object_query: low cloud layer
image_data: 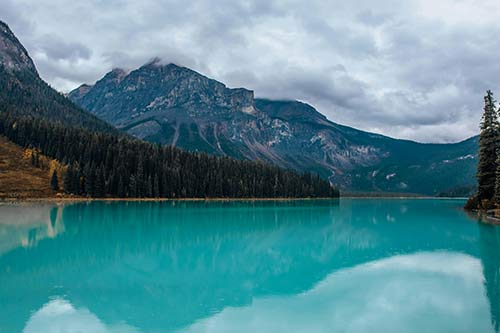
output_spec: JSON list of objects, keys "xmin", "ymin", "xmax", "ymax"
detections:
[{"xmin": 3, "ymin": 0, "xmax": 499, "ymax": 142}]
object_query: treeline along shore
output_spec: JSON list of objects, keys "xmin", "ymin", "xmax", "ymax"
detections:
[{"xmin": 0, "ymin": 112, "xmax": 339, "ymax": 199}]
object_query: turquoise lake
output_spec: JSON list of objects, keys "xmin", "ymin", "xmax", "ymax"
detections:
[{"xmin": 0, "ymin": 199, "xmax": 499, "ymax": 333}]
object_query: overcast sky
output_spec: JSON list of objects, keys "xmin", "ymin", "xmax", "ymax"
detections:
[{"xmin": 3, "ymin": 0, "xmax": 500, "ymax": 143}]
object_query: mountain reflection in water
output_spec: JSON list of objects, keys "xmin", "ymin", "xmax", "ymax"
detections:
[{"xmin": 0, "ymin": 199, "xmax": 499, "ymax": 333}]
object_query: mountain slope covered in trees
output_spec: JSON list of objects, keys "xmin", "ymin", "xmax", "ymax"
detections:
[
  {"xmin": 0, "ymin": 113, "xmax": 337, "ymax": 198},
  {"xmin": 70, "ymin": 61, "xmax": 478, "ymax": 196}
]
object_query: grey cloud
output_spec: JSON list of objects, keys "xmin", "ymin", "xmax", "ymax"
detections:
[
  {"xmin": 297, "ymin": 17, "xmax": 378, "ymax": 59},
  {"xmin": 356, "ymin": 10, "xmax": 393, "ymax": 27},
  {"xmin": 0, "ymin": 0, "xmax": 34, "ymax": 37},
  {"xmin": 2, "ymin": 0, "xmax": 497, "ymax": 142},
  {"xmin": 34, "ymin": 34, "xmax": 92, "ymax": 61}
]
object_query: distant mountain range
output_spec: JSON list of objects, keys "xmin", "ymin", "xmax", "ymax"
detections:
[{"xmin": 68, "ymin": 59, "xmax": 478, "ymax": 196}]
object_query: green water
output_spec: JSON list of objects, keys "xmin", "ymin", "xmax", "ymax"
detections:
[{"xmin": 0, "ymin": 199, "xmax": 499, "ymax": 333}]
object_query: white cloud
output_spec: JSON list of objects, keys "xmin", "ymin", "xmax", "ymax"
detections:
[
  {"xmin": 23, "ymin": 298, "xmax": 139, "ymax": 333},
  {"xmin": 178, "ymin": 252, "xmax": 492, "ymax": 333}
]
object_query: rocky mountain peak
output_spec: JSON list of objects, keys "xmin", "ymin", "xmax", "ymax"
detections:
[
  {"xmin": 0, "ymin": 20, "xmax": 37, "ymax": 74},
  {"xmin": 69, "ymin": 59, "xmax": 256, "ymax": 126},
  {"xmin": 68, "ymin": 83, "xmax": 93, "ymax": 101},
  {"xmin": 255, "ymin": 99, "xmax": 328, "ymax": 124},
  {"xmin": 101, "ymin": 67, "xmax": 128, "ymax": 84}
]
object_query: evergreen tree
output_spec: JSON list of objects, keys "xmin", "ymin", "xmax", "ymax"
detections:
[
  {"xmin": 63, "ymin": 164, "xmax": 74, "ymax": 193},
  {"xmin": 495, "ymin": 102, "xmax": 500, "ymax": 203},
  {"xmin": 95, "ymin": 166, "xmax": 105, "ymax": 198},
  {"xmin": 129, "ymin": 174, "xmax": 137, "ymax": 197},
  {"xmin": 83, "ymin": 163, "xmax": 94, "ymax": 196},
  {"xmin": 31, "ymin": 151, "xmax": 36, "ymax": 166},
  {"xmin": 74, "ymin": 165, "xmax": 82, "ymax": 195},
  {"xmin": 31, "ymin": 151, "xmax": 40, "ymax": 168},
  {"xmin": 153, "ymin": 174, "xmax": 160, "ymax": 198},
  {"xmin": 146, "ymin": 175, "xmax": 153, "ymax": 197},
  {"xmin": 477, "ymin": 90, "xmax": 499, "ymax": 201},
  {"xmin": 50, "ymin": 170, "xmax": 59, "ymax": 191},
  {"xmin": 495, "ymin": 152, "xmax": 500, "ymax": 203}
]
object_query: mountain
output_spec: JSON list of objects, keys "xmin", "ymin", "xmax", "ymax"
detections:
[
  {"xmin": 0, "ymin": 20, "xmax": 116, "ymax": 133},
  {"xmin": 0, "ymin": 21, "xmax": 336, "ymax": 199},
  {"xmin": 69, "ymin": 61, "xmax": 478, "ymax": 196}
]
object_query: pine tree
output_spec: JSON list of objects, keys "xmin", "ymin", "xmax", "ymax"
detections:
[
  {"xmin": 146, "ymin": 175, "xmax": 153, "ymax": 197},
  {"xmin": 478, "ymin": 90, "xmax": 500, "ymax": 202},
  {"xmin": 129, "ymin": 174, "xmax": 137, "ymax": 197},
  {"xmin": 495, "ymin": 152, "xmax": 500, "ymax": 203},
  {"xmin": 495, "ymin": 102, "xmax": 500, "ymax": 203},
  {"xmin": 50, "ymin": 170, "xmax": 59, "ymax": 191},
  {"xmin": 95, "ymin": 166, "xmax": 105, "ymax": 198},
  {"xmin": 84, "ymin": 163, "xmax": 96, "ymax": 197},
  {"xmin": 73, "ymin": 165, "xmax": 82, "ymax": 195},
  {"xmin": 136, "ymin": 158, "xmax": 144, "ymax": 197},
  {"xmin": 63, "ymin": 164, "xmax": 74, "ymax": 193},
  {"xmin": 31, "ymin": 151, "xmax": 36, "ymax": 166},
  {"xmin": 153, "ymin": 174, "xmax": 160, "ymax": 198}
]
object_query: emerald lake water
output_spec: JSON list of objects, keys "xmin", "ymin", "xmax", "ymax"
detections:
[{"xmin": 0, "ymin": 199, "xmax": 499, "ymax": 333}]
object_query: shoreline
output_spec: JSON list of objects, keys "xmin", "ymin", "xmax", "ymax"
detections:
[
  {"xmin": 467, "ymin": 209, "xmax": 500, "ymax": 225},
  {"xmin": 0, "ymin": 197, "xmax": 339, "ymax": 203},
  {"xmin": 0, "ymin": 196, "xmax": 467, "ymax": 204}
]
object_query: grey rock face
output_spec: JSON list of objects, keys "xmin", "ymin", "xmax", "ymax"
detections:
[
  {"xmin": 0, "ymin": 21, "xmax": 37, "ymax": 74},
  {"xmin": 70, "ymin": 61, "xmax": 478, "ymax": 196}
]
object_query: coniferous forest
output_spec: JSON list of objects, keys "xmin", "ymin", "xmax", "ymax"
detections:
[
  {"xmin": 0, "ymin": 65, "xmax": 116, "ymax": 133},
  {"xmin": 0, "ymin": 112, "xmax": 338, "ymax": 198},
  {"xmin": 466, "ymin": 90, "xmax": 500, "ymax": 209}
]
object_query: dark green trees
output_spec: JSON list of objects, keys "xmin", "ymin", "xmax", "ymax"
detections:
[
  {"xmin": 50, "ymin": 170, "xmax": 59, "ymax": 191},
  {"xmin": 495, "ymin": 152, "xmax": 500, "ymax": 203},
  {"xmin": 477, "ymin": 91, "xmax": 499, "ymax": 201},
  {"xmin": 0, "ymin": 65, "xmax": 116, "ymax": 134},
  {"xmin": 468, "ymin": 90, "xmax": 500, "ymax": 209},
  {"xmin": 63, "ymin": 163, "xmax": 79, "ymax": 194},
  {"xmin": 0, "ymin": 112, "xmax": 339, "ymax": 199}
]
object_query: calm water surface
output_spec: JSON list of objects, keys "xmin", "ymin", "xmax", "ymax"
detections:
[{"xmin": 0, "ymin": 199, "xmax": 499, "ymax": 333}]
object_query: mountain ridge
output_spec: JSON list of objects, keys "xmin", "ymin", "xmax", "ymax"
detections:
[
  {"xmin": 69, "ymin": 60, "xmax": 478, "ymax": 195},
  {"xmin": 71, "ymin": 60, "xmax": 478, "ymax": 145}
]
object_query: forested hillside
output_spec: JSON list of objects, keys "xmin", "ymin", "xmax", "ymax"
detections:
[
  {"xmin": 0, "ymin": 65, "xmax": 117, "ymax": 133},
  {"xmin": 0, "ymin": 113, "xmax": 338, "ymax": 198}
]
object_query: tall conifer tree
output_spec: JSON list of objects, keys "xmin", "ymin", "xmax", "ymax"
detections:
[
  {"xmin": 478, "ymin": 90, "xmax": 499, "ymax": 201},
  {"xmin": 494, "ymin": 103, "xmax": 500, "ymax": 203},
  {"xmin": 50, "ymin": 170, "xmax": 59, "ymax": 191},
  {"xmin": 495, "ymin": 151, "xmax": 500, "ymax": 203}
]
